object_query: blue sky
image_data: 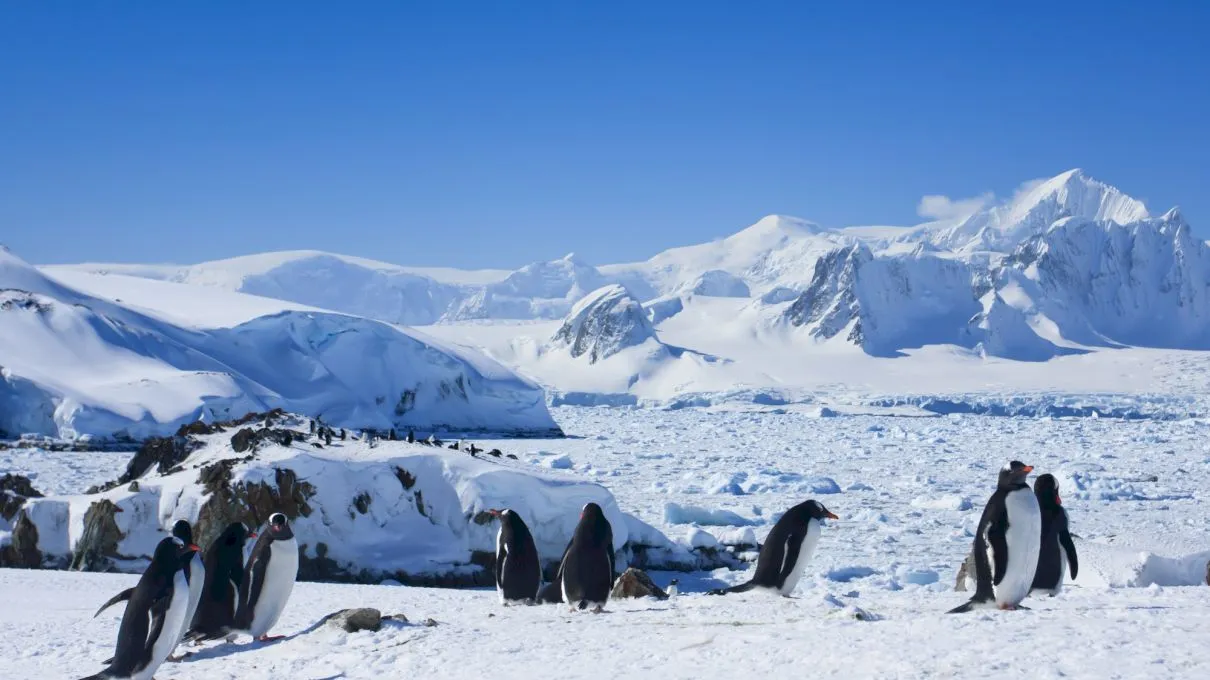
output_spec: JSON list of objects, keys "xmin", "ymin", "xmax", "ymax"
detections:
[{"xmin": 3, "ymin": 1, "xmax": 1207, "ymax": 269}]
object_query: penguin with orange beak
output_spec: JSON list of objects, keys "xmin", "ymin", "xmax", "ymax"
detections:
[
  {"xmin": 712, "ymin": 499, "xmax": 839, "ymax": 596},
  {"xmin": 950, "ymin": 461, "xmax": 1041, "ymax": 613}
]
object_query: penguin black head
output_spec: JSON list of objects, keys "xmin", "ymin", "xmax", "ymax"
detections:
[
  {"xmin": 803, "ymin": 500, "xmax": 839, "ymax": 522},
  {"xmin": 220, "ymin": 521, "xmax": 257, "ymax": 546},
  {"xmin": 580, "ymin": 502, "xmax": 605, "ymax": 522},
  {"xmin": 1034, "ymin": 473, "xmax": 1061, "ymax": 507},
  {"xmin": 171, "ymin": 519, "xmax": 194, "ymax": 545},
  {"xmin": 266, "ymin": 512, "xmax": 294, "ymax": 540},
  {"xmin": 158, "ymin": 535, "xmax": 199, "ymax": 566},
  {"xmin": 998, "ymin": 460, "xmax": 1034, "ymax": 488}
]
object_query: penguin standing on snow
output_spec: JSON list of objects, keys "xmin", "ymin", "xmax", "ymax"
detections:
[
  {"xmin": 170, "ymin": 520, "xmax": 206, "ymax": 648},
  {"xmin": 186, "ymin": 522, "xmax": 258, "ymax": 642},
  {"xmin": 491, "ymin": 509, "xmax": 542, "ymax": 604},
  {"xmin": 711, "ymin": 499, "xmax": 838, "ymax": 596},
  {"xmin": 80, "ymin": 537, "xmax": 199, "ymax": 680},
  {"xmin": 949, "ymin": 461, "xmax": 1041, "ymax": 613},
  {"xmin": 557, "ymin": 502, "xmax": 615, "ymax": 612},
  {"xmin": 91, "ymin": 519, "xmax": 206, "ymax": 640},
  {"xmin": 1031, "ymin": 473, "xmax": 1078, "ymax": 596},
  {"xmin": 235, "ymin": 513, "xmax": 299, "ymax": 641}
]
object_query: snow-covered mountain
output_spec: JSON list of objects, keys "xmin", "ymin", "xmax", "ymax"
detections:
[
  {"xmin": 550, "ymin": 285, "xmax": 662, "ymax": 364},
  {"xmin": 1, "ymin": 248, "xmax": 559, "ymax": 439},
  {"xmin": 30, "ymin": 168, "xmax": 1210, "ymax": 406}
]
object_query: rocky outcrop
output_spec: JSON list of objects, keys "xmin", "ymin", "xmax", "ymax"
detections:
[
  {"xmin": 0, "ymin": 512, "xmax": 42, "ymax": 568},
  {"xmin": 0, "ymin": 473, "xmax": 41, "ymax": 521},
  {"xmin": 610, "ymin": 568, "xmax": 668, "ymax": 600},
  {"xmin": 551, "ymin": 285, "xmax": 661, "ymax": 363},
  {"xmin": 69, "ymin": 499, "xmax": 125, "ymax": 572}
]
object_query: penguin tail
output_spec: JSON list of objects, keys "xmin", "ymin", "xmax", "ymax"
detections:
[
  {"xmin": 947, "ymin": 596, "xmax": 993, "ymax": 614},
  {"xmin": 709, "ymin": 581, "xmax": 756, "ymax": 596}
]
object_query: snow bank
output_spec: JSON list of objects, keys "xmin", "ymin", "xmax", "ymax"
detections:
[
  {"xmin": 663, "ymin": 502, "xmax": 756, "ymax": 527},
  {"xmin": 2, "ymin": 417, "xmax": 625, "ymax": 581}
]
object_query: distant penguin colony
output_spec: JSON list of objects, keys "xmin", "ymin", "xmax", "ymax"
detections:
[
  {"xmin": 235, "ymin": 513, "xmax": 300, "ymax": 641},
  {"xmin": 950, "ymin": 461, "xmax": 1042, "ymax": 613},
  {"xmin": 712, "ymin": 499, "xmax": 838, "ymax": 596}
]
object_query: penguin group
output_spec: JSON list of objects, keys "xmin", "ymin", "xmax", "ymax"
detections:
[
  {"xmin": 489, "ymin": 498, "xmax": 840, "ymax": 611},
  {"xmin": 950, "ymin": 461, "xmax": 1078, "ymax": 613},
  {"xmin": 81, "ymin": 513, "xmax": 300, "ymax": 680}
]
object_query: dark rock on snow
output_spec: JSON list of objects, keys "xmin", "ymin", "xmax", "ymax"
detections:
[{"xmin": 610, "ymin": 567, "xmax": 668, "ymax": 600}]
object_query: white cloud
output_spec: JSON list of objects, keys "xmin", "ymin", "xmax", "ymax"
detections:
[{"xmin": 916, "ymin": 191, "xmax": 995, "ymax": 221}]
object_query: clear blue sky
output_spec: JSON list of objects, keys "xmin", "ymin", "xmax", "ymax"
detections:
[{"xmin": 3, "ymin": 1, "xmax": 1207, "ymax": 269}]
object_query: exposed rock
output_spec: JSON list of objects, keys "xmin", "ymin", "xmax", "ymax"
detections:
[
  {"xmin": 321, "ymin": 608, "xmax": 383, "ymax": 633},
  {"xmin": 231, "ymin": 426, "xmax": 301, "ymax": 454},
  {"xmin": 69, "ymin": 499, "xmax": 125, "ymax": 572},
  {"xmin": 0, "ymin": 511, "xmax": 42, "ymax": 568},
  {"xmin": 119, "ymin": 434, "xmax": 200, "ymax": 486},
  {"xmin": 0, "ymin": 473, "xmax": 42, "ymax": 521},
  {"xmin": 194, "ymin": 464, "xmax": 316, "ymax": 550},
  {"xmin": 550, "ymin": 284, "xmax": 660, "ymax": 363},
  {"xmin": 609, "ymin": 567, "xmax": 668, "ymax": 600}
]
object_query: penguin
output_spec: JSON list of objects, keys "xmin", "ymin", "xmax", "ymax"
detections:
[
  {"xmin": 169, "ymin": 520, "xmax": 206, "ymax": 649},
  {"xmin": 80, "ymin": 537, "xmax": 199, "ymax": 680},
  {"xmin": 490, "ymin": 509, "xmax": 542, "ymax": 604},
  {"xmin": 185, "ymin": 522, "xmax": 257, "ymax": 642},
  {"xmin": 557, "ymin": 502, "xmax": 615, "ymax": 612},
  {"xmin": 1031, "ymin": 473, "xmax": 1078, "ymax": 596},
  {"xmin": 949, "ymin": 461, "xmax": 1041, "ymax": 613},
  {"xmin": 234, "ymin": 513, "xmax": 299, "ymax": 641},
  {"xmin": 711, "ymin": 499, "xmax": 838, "ymax": 596},
  {"xmin": 90, "ymin": 519, "xmax": 205, "ymax": 632},
  {"xmin": 406, "ymin": 429, "xmax": 415, "ymax": 444}
]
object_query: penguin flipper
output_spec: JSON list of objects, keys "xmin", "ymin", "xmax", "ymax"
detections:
[
  {"xmin": 710, "ymin": 580, "xmax": 756, "ymax": 595},
  {"xmin": 92, "ymin": 588, "xmax": 135, "ymax": 618},
  {"xmin": 145, "ymin": 591, "xmax": 173, "ymax": 658},
  {"xmin": 988, "ymin": 527, "xmax": 1008, "ymax": 585},
  {"xmin": 1058, "ymin": 514, "xmax": 1078, "ymax": 580}
]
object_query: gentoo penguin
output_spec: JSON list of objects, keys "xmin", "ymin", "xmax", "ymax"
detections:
[
  {"xmin": 1031, "ymin": 473, "xmax": 1078, "ymax": 596},
  {"xmin": 185, "ymin": 522, "xmax": 257, "ymax": 642},
  {"xmin": 491, "ymin": 509, "xmax": 542, "ymax": 604},
  {"xmin": 91, "ymin": 519, "xmax": 205, "ymax": 632},
  {"xmin": 170, "ymin": 520, "xmax": 206, "ymax": 648},
  {"xmin": 711, "ymin": 499, "xmax": 838, "ymax": 596},
  {"xmin": 80, "ymin": 537, "xmax": 199, "ymax": 680},
  {"xmin": 557, "ymin": 502, "xmax": 615, "ymax": 612},
  {"xmin": 234, "ymin": 512, "xmax": 299, "ymax": 641},
  {"xmin": 949, "ymin": 461, "xmax": 1041, "ymax": 613}
]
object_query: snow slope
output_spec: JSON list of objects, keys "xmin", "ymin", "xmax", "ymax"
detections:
[{"xmin": 1, "ymin": 248, "xmax": 558, "ymax": 439}]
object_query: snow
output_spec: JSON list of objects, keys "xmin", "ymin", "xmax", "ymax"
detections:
[
  {"xmin": 1, "ymin": 249, "xmax": 558, "ymax": 439},
  {"xmin": 5, "ymin": 404, "xmax": 1210, "ymax": 678}
]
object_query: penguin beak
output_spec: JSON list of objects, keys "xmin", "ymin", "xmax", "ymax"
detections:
[
  {"xmin": 1022, "ymin": 465, "xmax": 1034, "ymax": 473},
  {"xmin": 247, "ymin": 531, "xmax": 258, "ymax": 538},
  {"xmin": 488, "ymin": 509, "xmax": 502, "ymax": 518},
  {"xmin": 824, "ymin": 511, "xmax": 839, "ymax": 520},
  {"xmin": 187, "ymin": 544, "xmax": 200, "ymax": 552},
  {"xmin": 1055, "ymin": 494, "xmax": 1062, "ymax": 506}
]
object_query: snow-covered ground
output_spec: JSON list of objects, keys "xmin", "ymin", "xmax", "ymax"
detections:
[{"xmin": 3, "ymin": 407, "xmax": 1209, "ymax": 678}]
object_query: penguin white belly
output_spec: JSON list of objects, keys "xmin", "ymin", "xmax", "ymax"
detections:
[
  {"xmin": 994, "ymin": 489, "xmax": 1041, "ymax": 606},
  {"xmin": 135, "ymin": 570, "xmax": 191, "ymax": 680},
  {"xmin": 778, "ymin": 520, "xmax": 821, "ymax": 596},
  {"xmin": 178, "ymin": 554, "xmax": 205, "ymax": 643},
  {"xmin": 250, "ymin": 538, "xmax": 298, "ymax": 637},
  {"xmin": 496, "ymin": 527, "xmax": 509, "ymax": 604}
]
